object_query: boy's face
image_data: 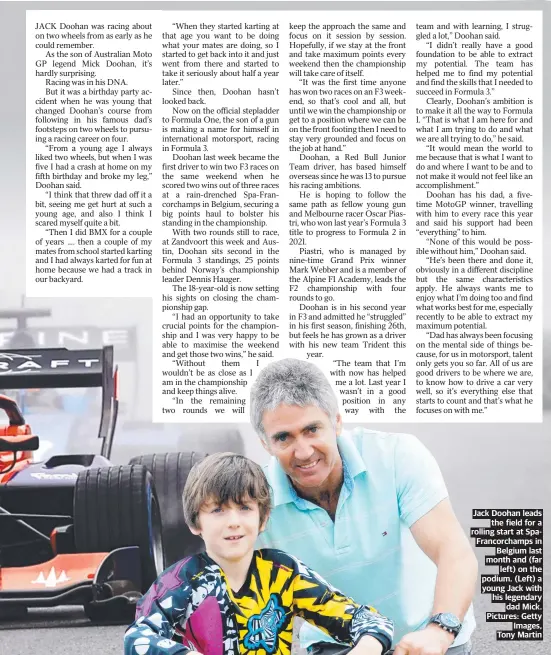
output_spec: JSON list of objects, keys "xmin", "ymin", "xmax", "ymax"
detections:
[{"xmin": 190, "ymin": 497, "xmax": 266, "ymax": 566}]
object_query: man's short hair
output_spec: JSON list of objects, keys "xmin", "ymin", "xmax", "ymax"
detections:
[
  {"xmin": 250, "ymin": 358, "xmax": 339, "ymax": 441},
  {"xmin": 182, "ymin": 452, "xmax": 272, "ymax": 530}
]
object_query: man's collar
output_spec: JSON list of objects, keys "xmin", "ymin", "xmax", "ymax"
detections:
[
  {"xmin": 339, "ymin": 429, "xmax": 367, "ymax": 478},
  {"xmin": 268, "ymin": 432, "xmax": 367, "ymax": 508},
  {"xmin": 268, "ymin": 454, "xmax": 296, "ymax": 507}
]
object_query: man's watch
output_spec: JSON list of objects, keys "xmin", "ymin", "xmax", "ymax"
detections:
[{"xmin": 428, "ymin": 612, "xmax": 462, "ymax": 637}]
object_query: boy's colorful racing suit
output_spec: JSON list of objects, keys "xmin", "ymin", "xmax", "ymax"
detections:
[{"xmin": 124, "ymin": 548, "xmax": 394, "ymax": 655}]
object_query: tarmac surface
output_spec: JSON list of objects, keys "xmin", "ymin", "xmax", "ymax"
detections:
[{"xmin": 1, "ymin": 419, "xmax": 549, "ymax": 655}]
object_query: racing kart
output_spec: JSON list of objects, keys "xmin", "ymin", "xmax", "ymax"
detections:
[{"xmin": 0, "ymin": 345, "xmax": 205, "ymax": 622}]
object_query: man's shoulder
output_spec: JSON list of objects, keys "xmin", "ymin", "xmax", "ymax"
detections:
[
  {"xmin": 339, "ymin": 428, "xmax": 429, "ymax": 484},
  {"xmin": 344, "ymin": 426, "xmax": 402, "ymax": 461},
  {"xmin": 346, "ymin": 427, "xmax": 421, "ymax": 457},
  {"xmin": 346, "ymin": 428, "xmax": 441, "ymax": 476}
]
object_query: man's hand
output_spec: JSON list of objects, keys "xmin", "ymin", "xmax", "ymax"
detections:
[
  {"xmin": 348, "ymin": 635, "xmax": 383, "ymax": 655},
  {"xmin": 393, "ymin": 625, "xmax": 455, "ymax": 655}
]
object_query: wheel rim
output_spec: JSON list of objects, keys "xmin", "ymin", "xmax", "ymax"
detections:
[{"xmin": 150, "ymin": 495, "xmax": 165, "ymax": 575}]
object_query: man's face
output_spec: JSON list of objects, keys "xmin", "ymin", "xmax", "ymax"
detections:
[
  {"xmin": 190, "ymin": 497, "xmax": 265, "ymax": 568},
  {"xmin": 261, "ymin": 404, "xmax": 342, "ymax": 491}
]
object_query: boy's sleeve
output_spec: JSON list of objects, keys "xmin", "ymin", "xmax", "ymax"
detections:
[
  {"xmin": 289, "ymin": 555, "xmax": 394, "ymax": 653},
  {"xmin": 124, "ymin": 561, "xmax": 194, "ymax": 655}
]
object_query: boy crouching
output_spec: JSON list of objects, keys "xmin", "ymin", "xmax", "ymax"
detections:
[{"xmin": 124, "ymin": 453, "xmax": 393, "ymax": 655}]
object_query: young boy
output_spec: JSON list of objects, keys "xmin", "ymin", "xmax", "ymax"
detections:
[{"xmin": 124, "ymin": 453, "xmax": 393, "ymax": 655}]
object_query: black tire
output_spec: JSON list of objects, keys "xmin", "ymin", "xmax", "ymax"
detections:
[
  {"xmin": 73, "ymin": 465, "xmax": 164, "ymax": 592},
  {"xmin": 128, "ymin": 452, "xmax": 206, "ymax": 567},
  {"xmin": 177, "ymin": 428, "xmax": 245, "ymax": 455}
]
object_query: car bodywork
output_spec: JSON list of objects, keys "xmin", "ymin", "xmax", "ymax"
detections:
[
  {"xmin": 0, "ymin": 346, "xmax": 144, "ymax": 616},
  {"xmin": 0, "ymin": 308, "xmax": 244, "ymax": 460},
  {"xmin": 0, "ymin": 309, "xmax": 137, "ymax": 459}
]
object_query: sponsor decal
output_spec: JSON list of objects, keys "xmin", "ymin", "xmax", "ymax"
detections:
[
  {"xmin": 0, "ymin": 353, "xmax": 41, "ymax": 363},
  {"xmin": 0, "ymin": 327, "xmax": 137, "ymax": 361},
  {"xmin": 0, "ymin": 352, "xmax": 99, "ymax": 374},
  {"xmin": 31, "ymin": 567, "xmax": 70, "ymax": 588},
  {"xmin": 30, "ymin": 472, "xmax": 78, "ymax": 480}
]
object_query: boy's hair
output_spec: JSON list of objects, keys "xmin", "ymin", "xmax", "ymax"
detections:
[
  {"xmin": 250, "ymin": 358, "xmax": 339, "ymax": 442},
  {"xmin": 183, "ymin": 452, "xmax": 272, "ymax": 530}
]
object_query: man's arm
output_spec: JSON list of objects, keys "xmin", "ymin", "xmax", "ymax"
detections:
[
  {"xmin": 411, "ymin": 498, "xmax": 478, "ymax": 621},
  {"xmin": 394, "ymin": 499, "xmax": 478, "ymax": 655}
]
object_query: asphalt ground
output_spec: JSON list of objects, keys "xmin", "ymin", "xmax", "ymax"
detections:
[{"xmin": 1, "ymin": 418, "xmax": 549, "ymax": 655}]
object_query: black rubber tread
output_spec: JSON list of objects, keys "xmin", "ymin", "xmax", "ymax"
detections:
[
  {"xmin": 129, "ymin": 452, "xmax": 206, "ymax": 566},
  {"xmin": 74, "ymin": 465, "xmax": 161, "ymax": 591},
  {"xmin": 176, "ymin": 430, "xmax": 245, "ymax": 455},
  {"xmin": 107, "ymin": 466, "xmax": 124, "ymax": 550}
]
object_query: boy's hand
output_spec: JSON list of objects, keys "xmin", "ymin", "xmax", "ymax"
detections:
[{"xmin": 348, "ymin": 635, "xmax": 383, "ymax": 655}]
